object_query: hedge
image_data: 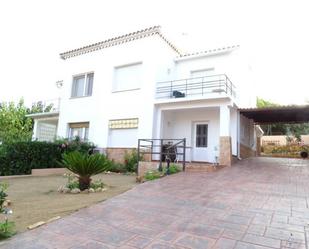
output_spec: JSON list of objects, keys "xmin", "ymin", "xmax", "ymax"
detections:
[{"xmin": 0, "ymin": 140, "xmax": 95, "ymax": 176}]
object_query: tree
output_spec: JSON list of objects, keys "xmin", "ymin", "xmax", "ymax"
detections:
[
  {"xmin": 256, "ymin": 97, "xmax": 309, "ymax": 137},
  {"xmin": 0, "ymin": 99, "xmax": 34, "ymax": 144}
]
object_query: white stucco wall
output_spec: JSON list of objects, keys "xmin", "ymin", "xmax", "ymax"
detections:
[
  {"xmin": 173, "ymin": 48, "xmax": 255, "ymax": 108},
  {"xmin": 161, "ymin": 107, "xmax": 220, "ymax": 162},
  {"xmin": 57, "ymin": 36, "xmax": 178, "ymax": 147},
  {"xmin": 55, "ymin": 33, "xmax": 253, "ymax": 153},
  {"xmin": 240, "ymin": 114, "xmax": 255, "ymax": 148},
  {"xmin": 230, "ymin": 107, "xmax": 238, "ymax": 156}
]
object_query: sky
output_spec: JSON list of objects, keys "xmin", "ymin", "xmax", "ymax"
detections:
[{"xmin": 0, "ymin": 0, "xmax": 308, "ymax": 106}]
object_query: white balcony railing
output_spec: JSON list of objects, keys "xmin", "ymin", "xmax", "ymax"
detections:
[
  {"xmin": 31, "ymin": 98, "xmax": 60, "ymax": 113},
  {"xmin": 156, "ymin": 74, "xmax": 236, "ymax": 100}
]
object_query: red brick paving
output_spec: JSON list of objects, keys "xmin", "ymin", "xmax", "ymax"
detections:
[{"xmin": 1, "ymin": 157, "xmax": 309, "ymax": 248}]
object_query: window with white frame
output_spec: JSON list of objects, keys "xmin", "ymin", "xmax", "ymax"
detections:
[
  {"xmin": 68, "ymin": 122, "xmax": 89, "ymax": 141},
  {"xmin": 113, "ymin": 63, "xmax": 142, "ymax": 92},
  {"xmin": 190, "ymin": 68, "xmax": 215, "ymax": 78},
  {"xmin": 71, "ymin": 73, "xmax": 94, "ymax": 98}
]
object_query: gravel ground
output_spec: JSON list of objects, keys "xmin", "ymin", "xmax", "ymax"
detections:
[{"xmin": 1, "ymin": 173, "xmax": 137, "ymax": 233}]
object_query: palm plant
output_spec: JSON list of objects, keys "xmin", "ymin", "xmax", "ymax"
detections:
[{"xmin": 61, "ymin": 151, "xmax": 111, "ymax": 190}]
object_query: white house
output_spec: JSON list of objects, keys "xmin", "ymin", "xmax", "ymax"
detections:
[{"xmin": 28, "ymin": 26, "xmax": 260, "ymax": 166}]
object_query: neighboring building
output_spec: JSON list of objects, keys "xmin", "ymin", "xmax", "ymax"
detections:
[{"xmin": 28, "ymin": 26, "xmax": 260, "ymax": 166}]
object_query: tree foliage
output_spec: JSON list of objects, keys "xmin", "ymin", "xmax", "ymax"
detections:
[
  {"xmin": 0, "ymin": 98, "xmax": 54, "ymax": 144},
  {"xmin": 256, "ymin": 97, "xmax": 309, "ymax": 137},
  {"xmin": 0, "ymin": 99, "xmax": 33, "ymax": 144}
]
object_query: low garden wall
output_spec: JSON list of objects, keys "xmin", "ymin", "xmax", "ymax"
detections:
[{"xmin": 261, "ymin": 144, "xmax": 309, "ymax": 158}]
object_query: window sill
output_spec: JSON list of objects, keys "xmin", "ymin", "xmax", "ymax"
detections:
[
  {"xmin": 70, "ymin": 95, "xmax": 92, "ymax": 100},
  {"xmin": 112, "ymin": 88, "xmax": 141, "ymax": 93}
]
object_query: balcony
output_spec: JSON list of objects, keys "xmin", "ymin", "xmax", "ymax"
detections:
[{"xmin": 155, "ymin": 74, "xmax": 236, "ymax": 102}]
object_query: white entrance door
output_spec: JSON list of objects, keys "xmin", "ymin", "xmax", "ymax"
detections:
[{"xmin": 192, "ymin": 122, "xmax": 209, "ymax": 162}]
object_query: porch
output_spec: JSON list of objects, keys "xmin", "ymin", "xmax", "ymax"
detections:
[
  {"xmin": 26, "ymin": 98, "xmax": 60, "ymax": 142},
  {"xmin": 152, "ymin": 104, "xmax": 238, "ymax": 166}
]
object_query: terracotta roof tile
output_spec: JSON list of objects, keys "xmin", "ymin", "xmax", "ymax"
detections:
[
  {"xmin": 60, "ymin": 26, "xmax": 181, "ymax": 59},
  {"xmin": 178, "ymin": 45, "xmax": 240, "ymax": 59}
]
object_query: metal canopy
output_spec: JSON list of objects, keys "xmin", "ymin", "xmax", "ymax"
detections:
[{"xmin": 239, "ymin": 106, "xmax": 309, "ymax": 124}]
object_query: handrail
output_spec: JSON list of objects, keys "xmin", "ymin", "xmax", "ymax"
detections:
[
  {"xmin": 156, "ymin": 74, "xmax": 236, "ymax": 99},
  {"xmin": 137, "ymin": 138, "xmax": 187, "ymax": 174}
]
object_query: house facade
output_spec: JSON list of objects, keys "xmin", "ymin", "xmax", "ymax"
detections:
[{"xmin": 29, "ymin": 26, "xmax": 260, "ymax": 166}]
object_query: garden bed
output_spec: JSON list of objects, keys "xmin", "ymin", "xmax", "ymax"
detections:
[{"xmin": 3, "ymin": 173, "xmax": 136, "ymax": 232}]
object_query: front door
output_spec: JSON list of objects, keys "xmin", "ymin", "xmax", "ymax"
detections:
[{"xmin": 192, "ymin": 122, "xmax": 209, "ymax": 162}]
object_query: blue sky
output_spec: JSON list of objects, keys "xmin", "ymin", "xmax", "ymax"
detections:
[{"xmin": 0, "ymin": 0, "xmax": 308, "ymax": 105}]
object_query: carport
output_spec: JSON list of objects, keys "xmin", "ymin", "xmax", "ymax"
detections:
[
  {"xmin": 239, "ymin": 105, "xmax": 309, "ymax": 124},
  {"xmin": 239, "ymin": 105, "xmax": 309, "ymax": 157}
]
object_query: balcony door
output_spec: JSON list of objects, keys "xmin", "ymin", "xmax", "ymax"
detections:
[
  {"xmin": 188, "ymin": 68, "xmax": 215, "ymax": 96},
  {"xmin": 192, "ymin": 122, "xmax": 209, "ymax": 162}
]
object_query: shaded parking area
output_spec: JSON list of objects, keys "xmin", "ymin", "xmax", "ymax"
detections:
[{"xmin": 1, "ymin": 157, "xmax": 309, "ymax": 248}]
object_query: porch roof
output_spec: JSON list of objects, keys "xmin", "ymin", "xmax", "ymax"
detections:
[
  {"xmin": 239, "ymin": 105, "xmax": 309, "ymax": 124},
  {"xmin": 26, "ymin": 111, "xmax": 59, "ymax": 119}
]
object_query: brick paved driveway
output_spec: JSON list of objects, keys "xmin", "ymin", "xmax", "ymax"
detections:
[{"xmin": 1, "ymin": 157, "xmax": 309, "ymax": 249}]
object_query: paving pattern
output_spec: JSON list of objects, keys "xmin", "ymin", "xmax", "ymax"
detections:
[{"xmin": 1, "ymin": 157, "xmax": 309, "ymax": 248}]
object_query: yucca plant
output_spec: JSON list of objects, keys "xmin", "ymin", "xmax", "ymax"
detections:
[{"xmin": 61, "ymin": 152, "xmax": 111, "ymax": 190}]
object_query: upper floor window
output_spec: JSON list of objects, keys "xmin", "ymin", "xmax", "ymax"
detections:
[
  {"xmin": 71, "ymin": 73, "xmax": 94, "ymax": 98},
  {"xmin": 68, "ymin": 122, "xmax": 89, "ymax": 141},
  {"xmin": 113, "ymin": 63, "xmax": 142, "ymax": 92},
  {"xmin": 190, "ymin": 68, "xmax": 215, "ymax": 78}
]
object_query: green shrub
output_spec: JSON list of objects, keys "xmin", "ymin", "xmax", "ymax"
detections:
[
  {"xmin": 0, "ymin": 220, "xmax": 15, "ymax": 240},
  {"xmin": 0, "ymin": 139, "xmax": 95, "ymax": 176},
  {"xmin": 64, "ymin": 174, "xmax": 79, "ymax": 190},
  {"xmin": 109, "ymin": 162, "xmax": 127, "ymax": 173},
  {"xmin": 90, "ymin": 179, "xmax": 105, "ymax": 189},
  {"xmin": 0, "ymin": 183, "xmax": 8, "ymax": 213},
  {"xmin": 61, "ymin": 151, "xmax": 111, "ymax": 190},
  {"xmin": 0, "ymin": 183, "xmax": 15, "ymax": 240},
  {"xmin": 144, "ymin": 170, "xmax": 162, "ymax": 181},
  {"xmin": 124, "ymin": 149, "xmax": 143, "ymax": 172},
  {"xmin": 0, "ymin": 141, "xmax": 62, "ymax": 175},
  {"xmin": 124, "ymin": 149, "xmax": 137, "ymax": 172},
  {"xmin": 164, "ymin": 164, "xmax": 181, "ymax": 175}
]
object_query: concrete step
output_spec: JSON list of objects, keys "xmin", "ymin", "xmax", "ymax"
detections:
[{"xmin": 185, "ymin": 163, "xmax": 224, "ymax": 173}]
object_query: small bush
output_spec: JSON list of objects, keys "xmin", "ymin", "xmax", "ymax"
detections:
[
  {"xmin": 64, "ymin": 174, "xmax": 79, "ymax": 190},
  {"xmin": 90, "ymin": 179, "xmax": 105, "ymax": 189},
  {"xmin": 63, "ymin": 173, "xmax": 104, "ymax": 190},
  {"xmin": 124, "ymin": 149, "xmax": 143, "ymax": 172},
  {"xmin": 109, "ymin": 162, "xmax": 127, "ymax": 173},
  {"xmin": 0, "ymin": 183, "xmax": 15, "ymax": 240},
  {"xmin": 0, "ymin": 183, "xmax": 8, "ymax": 213},
  {"xmin": 144, "ymin": 170, "xmax": 162, "ymax": 181},
  {"xmin": 61, "ymin": 151, "xmax": 111, "ymax": 190},
  {"xmin": 0, "ymin": 220, "xmax": 15, "ymax": 240},
  {"xmin": 164, "ymin": 164, "xmax": 181, "ymax": 175}
]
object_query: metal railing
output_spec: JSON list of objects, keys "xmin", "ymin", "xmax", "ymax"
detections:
[
  {"xmin": 31, "ymin": 98, "xmax": 60, "ymax": 113},
  {"xmin": 156, "ymin": 74, "xmax": 236, "ymax": 100},
  {"xmin": 137, "ymin": 138, "xmax": 186, "ymax": 175}
]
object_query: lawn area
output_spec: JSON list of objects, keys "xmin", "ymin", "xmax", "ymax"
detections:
[{"xmin": 2, "ymin": 173, "xmax": 137, "ymax": 233}]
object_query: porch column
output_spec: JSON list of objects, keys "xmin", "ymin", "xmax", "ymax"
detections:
[
  {"xmin": 32, "ymin": 120, "xmax": 39, "ymax": 141},
  {"xmin": 152, "ymin": 108, "xmax": 163, "ymax": 161},
  {"xmin": 219, "ymin": 105, "xmax": 232, "ymax": 166}
]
